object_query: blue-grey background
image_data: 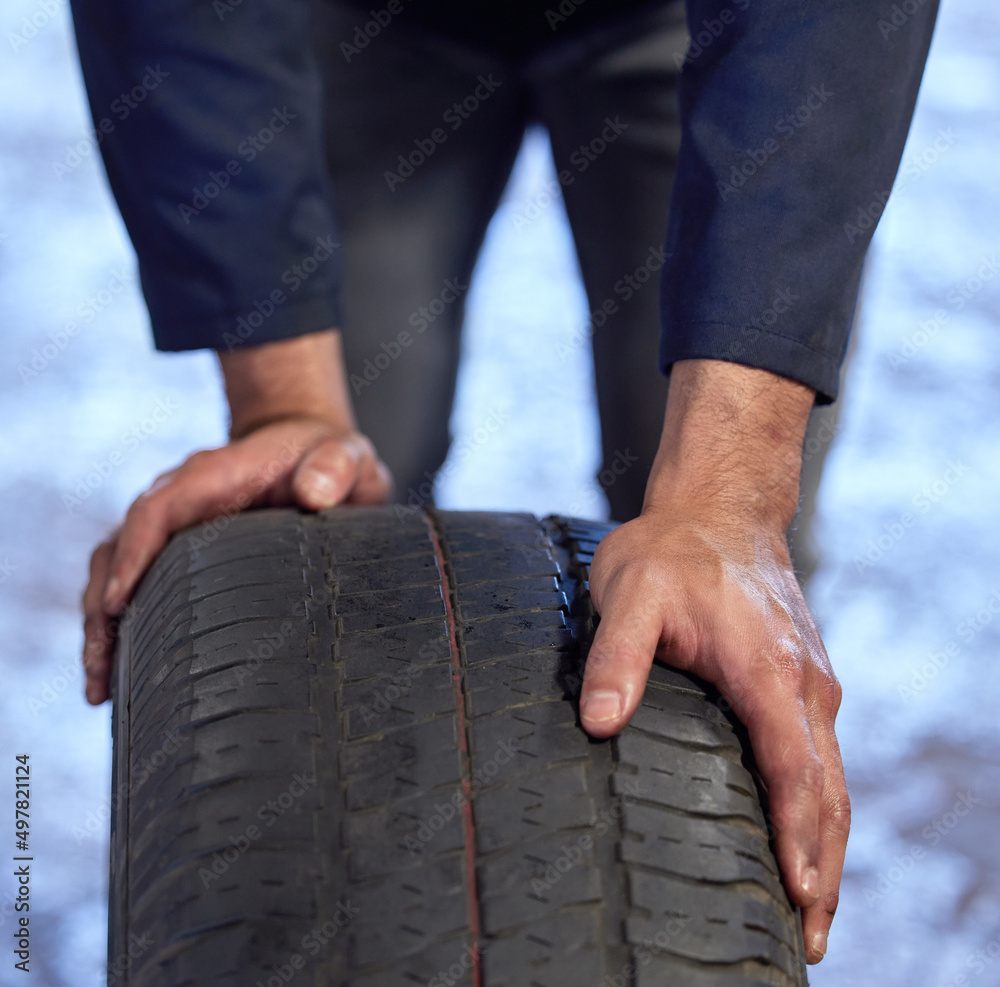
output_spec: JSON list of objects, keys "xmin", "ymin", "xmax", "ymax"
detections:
[{"xmin": 2, "ymin": 1, "xmax": 999, "ymax": 984}]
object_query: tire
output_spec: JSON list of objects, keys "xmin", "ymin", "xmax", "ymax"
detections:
[{"xmin": 108, "ymin": 507, "xmax": 808, "ymax": 987}]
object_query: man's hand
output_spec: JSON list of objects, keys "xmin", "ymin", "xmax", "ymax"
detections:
[
  {"xmin": 82, "ymin": 330, "xmax": 390, "ymax": 705},
  {"xmin": 580, "ymin": 359, "xmax": 848, "ymax": 966}
]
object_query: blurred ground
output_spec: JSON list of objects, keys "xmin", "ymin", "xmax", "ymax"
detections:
[{"xmin": 1, "ymin": 1, "xmax": 998, "ymax": 984}]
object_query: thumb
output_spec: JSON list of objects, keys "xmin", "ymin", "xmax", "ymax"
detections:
[
  {"xmin": 291, "ymin": 437, "xmax": 361, "ymax": 510},
  {"xmin": 580, "ymin": 586, "xmax": 664, "ymax": 739}
]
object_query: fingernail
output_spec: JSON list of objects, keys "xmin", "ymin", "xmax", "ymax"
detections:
[
  {"xmin": 809, "ymin": 931, "xmax": 827, "ymax": 958},
  {"xmin": 103, "ymin": 577, "xmax": 121, "ymax": 610},
  {"xmin": 301, "ymin": 471, "xmax": 336, "ymax": 505},
  {"xmin": 802, "ymin": 866, "xmax": 819, "ymax": 899},
  {"xmin": 581, "ymin": 690, "xmax": 622, "ymax": 723}
]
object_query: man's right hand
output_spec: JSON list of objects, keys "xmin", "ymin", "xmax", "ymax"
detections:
[{"xmin": 82, "ymin": 330, "xmax": 390, "ymax": 705}]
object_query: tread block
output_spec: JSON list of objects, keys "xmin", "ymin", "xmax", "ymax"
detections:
[
  {"xmin": 336, "ymin": 585, "xmax": 447, "ymax": 633},
  {"xmin": 481, "ymin": 910, "xmax": 604, "ymax": 987},
  {"xmin": 449, "ymin": 546, "xmax": 561, "ymax": 580},
  {"xmin": 343, "ymin": 662, "xmax": 457, "ymax": 740},
  {"xmin": 337, "ymin": 620, "xmax": 451, "ymax": 678},
  {"xmin": 342, "ymin": 795, "xmax": 466, "ymax": 879},
  {"xmin": 473, "ymin": 762, "xmax": 596, "ymax": 854},
  {"xmin": 615, "ymin": 732, "xmax": 763, "ymax": 822},
  {"xmin": 476, "ymin": 831, "xmax": 604, "ymax": 931},
  {"xmin": 456, "ymin": 575, "xmax": 564, "ymax": 620},
  {"xmin": 347, "ymin": 858, "xmax": 469, "ymax": 965},
  {"xmin": 471, "ymin": 701, "xmax": 589, "ymax": 788},
  {"xmin": 341, "ymin": 716, "xmax": 463, "ymax": 811},
  {"xmin": 625, "ymin": 873, "xmax": 799, "ymax": 980},
  {"xmin": 334, "ymin": 554, "xmax": 441, "ymax": 595},
  {"xmin": 465, "ymin": 652, "xmax": 579, "ymax": 717},
  {"xmin": 619, "ymin": 803, "xmax": 785, "ymax": 901},
  {"xmin": 628, "ymin": 689, "xmax": 744, "ymax": 754},
  {"xmin": 461, "ymin": 610, "xmax": 571, "ymax": 666}
]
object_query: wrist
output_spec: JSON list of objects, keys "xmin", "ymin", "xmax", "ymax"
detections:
[
  {"xmin": 643, "ymin": 359, "xmax": 814, "ymax": 532},
  {"xmin": 218, "ymin": 330, "xmax": 357, "ymax": 439}
]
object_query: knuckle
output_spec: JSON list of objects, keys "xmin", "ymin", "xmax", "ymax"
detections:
[
  {"xmin": 126, "ymin": 491, "xmax": 160, "ymax": 523},
  {"xmin": 821, "ymin": 886, "xmax": 840, "ymax": 919},
  {"xmin": 824, "ymin": 672, "xmax": 844, "ymax": 714},
  {"xmin": 90, "ymin": 539, "xmax": 114, "ymax": 564},
  {"xmin": 798, "ymin": 754, "xmax": 826, "ymax": 798},
  {"xmin": 825, "ymin": 792, "xmax": 853, "ymax": 835},
  {"xmin": 184, "ymin": 449, "xmax": 215, "ymax": 470},
  {"xmin": 329, "ymin": 438, "xmax": 360, "ymax": 471},
  {"xmin": 808, "ymin": 655, "xmax": 842, "ymax": 700},
  {"xmin": 770, "ymin": 640, "xmax": 806, "ymax": 681}
]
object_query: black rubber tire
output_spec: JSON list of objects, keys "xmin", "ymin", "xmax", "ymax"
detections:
[{"xmin": 109, "ymin": 507, "xmax": 809, "ymax": 987}]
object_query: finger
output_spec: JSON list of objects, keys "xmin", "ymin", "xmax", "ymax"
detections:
[
  {"xmin": 732, "ymin": 673, "xmax": 825, "ymax": 911},
  {"xmin": 579, "ymin": 585, "xmax": 664, "ymax": 739},
  {"xmin": 346, "ymin": 446, "xmax": 392, "ymax": 505},
  {"xmin": 102, "ymin": 455, "xmax": 235, "ymax": 613},
  {"xmin": 800, "ymin": 719, "xmax": 850, "ymax": 963},
  {"xmin": 83, "ymin": 540, "xmax": 117, "ymax": 704},
  {"xmin": 291, "ymin": 436, "xmax": 363, "ymax": 509}
]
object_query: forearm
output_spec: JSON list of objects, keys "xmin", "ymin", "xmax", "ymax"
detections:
[
  {"xmin": 661, "ymin": 0, "xmax": 938, "ymax": 401},
  {"xmin": 219, "ymin": 330, "xmax": 357, "ymax": 439},
  {"xmin": 644, "ymin": 359, "xmax": 814, "ymax": 531}
]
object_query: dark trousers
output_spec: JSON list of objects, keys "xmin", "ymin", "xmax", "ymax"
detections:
[{"xmin": 313, "ymin": 0, "xmax": 687, "ymax": 521}]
